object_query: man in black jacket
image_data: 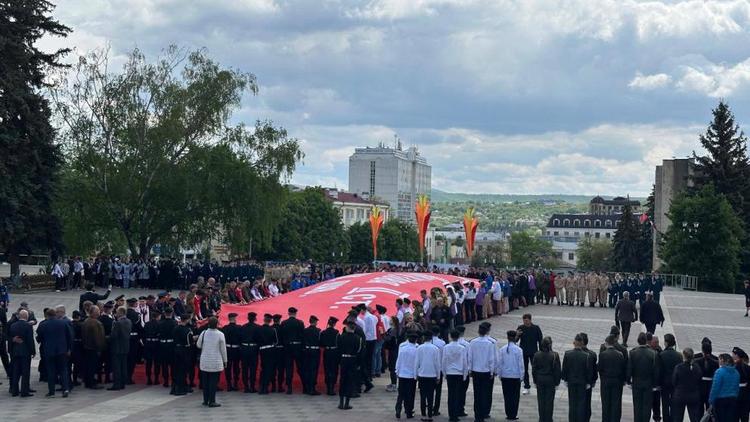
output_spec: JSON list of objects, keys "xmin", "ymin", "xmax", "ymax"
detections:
[
  {"xmin": 628, "ymin": 333, "xmax": 659, "ymax": 422},
  {"xmin": 640, "ymin": 293, "xmax": 665, "ymax": 334},
  {"xmin": 109, "ymin": 306, "xmax": 131, "ymax": 390},
  {"xmin": 36, "ymin": 308, "xmax": 73, "ymax": 397},
  {"xmin": 517, "ymin": 313, "xmax": 543, "ymax": 395},
  {"xmin": 240, "ymin": 312, "xmax": 260, "ymax": 393},
  {"xmin": 9, "ymin": 310, "xmax": 35, "ymax": 397},
  {"xmin": 78, "ymin": 283, "xmax": 112, "ymax": 313},
  {"xmin": 562, "ymin": 334, "xmax": 594, "ymax": 422}
]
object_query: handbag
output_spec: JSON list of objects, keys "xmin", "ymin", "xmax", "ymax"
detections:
[{"xmin": 699, "ymin": 406, "xmax": 715, "ymax": 422}]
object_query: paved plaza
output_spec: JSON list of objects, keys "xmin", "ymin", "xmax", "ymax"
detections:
[{"xmin": 2, "ymin": 286, "xmax": 748, "ymax": 421}]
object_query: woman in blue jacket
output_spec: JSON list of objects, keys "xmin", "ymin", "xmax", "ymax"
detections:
[{"xmin": 709, "ymin": 353, "xmax": 740, "ymax": 422}]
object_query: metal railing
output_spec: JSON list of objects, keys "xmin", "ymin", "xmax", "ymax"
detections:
[{"xmin": 605, "ymin": 272, "xmax": 699, "ymax": 291}]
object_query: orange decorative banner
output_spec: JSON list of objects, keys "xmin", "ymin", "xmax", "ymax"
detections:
[
  {"xmin": 369, "ymin": 206, "xmax": 384, "ymax": 260},
  {"xmin": 463, "ymin": 207, "xmax": 479, "ymax": 258},
  {"xmin": 414, "ymin": 194, "xmax": 431, "ymax": 253}
]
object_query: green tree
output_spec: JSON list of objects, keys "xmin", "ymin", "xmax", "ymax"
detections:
[
  {"xmin": 509, "ymin": 232, "xmax": 553, "ymax": 268},
  {"xmin": 611, "ymin": 203, "xmax": 646, "ymax": 272},
  {"xmin": 380, "ymin": 219, "xmax": 419, "ymax": 262},
  {"xmin": 576, "ymin": 237, "xmax": 612, "ymax": 271},
  {"xmin": 0, "ymin": 0, "xmax": 70, "ymax": 276},
  {"xmin": 692, "ymin": 101, "xmax": 750, "ymax": 274},
  {"xmin": 471, "ymin": 241, "xmax": 506, "ymax": 267},
  {"xmin": 262, "ymin": 188, "xmax": 348, "ymax": 262},
  {"xmin": 51, "ymin": 47, "xmax": 301, "ymax": 258},
  {"xmin": 639, "ymin": 186, "xmax": 655, "ymax": 272},
  {"xmin": 347, "ymin": 222, "xmax": 374, "ymax": 263},
  {"xmin": 661, "ymin": 186, "xmax": 742, "ymax": 292}
]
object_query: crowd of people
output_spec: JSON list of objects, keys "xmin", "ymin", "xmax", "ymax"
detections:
[{"xmin": 2, "ymin": 263, "xmax": 750, "ymax": 422}]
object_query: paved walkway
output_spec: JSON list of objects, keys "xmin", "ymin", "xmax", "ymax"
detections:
[{"xmin": 2, "ymin": 286, "xmax": 748, "ymax": 421}]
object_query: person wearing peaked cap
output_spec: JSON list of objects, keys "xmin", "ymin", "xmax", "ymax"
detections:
[
  {"xmin": 222, "ymin": 312, "xmax": 242, "ymax": 391},
  {"xmin": 239, "ymin": 312, "xmax": 260, "ymax": 393},
  {"xmin": 271, "ymin": 314, "xmax": 286, "ymax": 392},
  {"xmin": 320, "ymin": 317, "xmax": 340, "ymax": 396},
  {"xmin": 280, "ymin": 307, "xmax": 305, "ymax": 394},
  {"xmin": 142, "ymin": 307, "xmax": 162, "ymax": 385},
  {"xmin": 338, "ymin": 319, "xmax": 363, "ymax": 411},
  {"xmin": 125, "ymin": 297, "xmax": 142, "ymax": 385},
  {"xmin": 303, "ymin": 315, "xmax": 322, "ymax": 395},
  {"xmin": 257, "ymin": 312, "xmax": 278, "ymax": 394},
  {"xmin": 103, "ymin": 301, "xmax": 114, "ymax": 309},
  {"xmin": 733, "ymin": 347, "xmax": 750, "ymax": 422}
]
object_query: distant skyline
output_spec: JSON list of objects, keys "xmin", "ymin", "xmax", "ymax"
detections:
[{"xmin": 43, "ymin": 0, "xmax": 750, "ymax": 196}]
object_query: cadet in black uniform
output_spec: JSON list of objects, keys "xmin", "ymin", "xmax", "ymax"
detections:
[
  {"xmin": 580, "ymin": 333, "xmax": 598, "ymax": 422},
  {"xmin": 125, "ymin": 298, "xmax": 142, "ymax": 384},
  {"xmin": 158, "ymin": 307, "xmax": 177, "ymax": 387},
  {"xmin": 240, "ymin": 312, "xmax": 260, "ymax": 393},
  {"xmin": 693, "ymin": 337, "xmax": 719, "ymax": 411},
  {"xmin": 143, "ymin": 310, "xmax": 162, "ymax": 385},
  {"xmin": 171, "ymin": 313, "xmax": 193, "ymax": 395},
  {"xmin": 303, "ymin": 315, "xmax": 322, "ymax": 395},
  {"xmin": 272, "ymin": 313, "xmax": 285, "ymax": 392},
  {"xmin": 338, "ymin": 321, "xmax": 363, "ymax": 410},
  {"xmin": 222, "ymin": 312, "xmax": 242, "ymax": 391},
  {"xmin": 258, "ymin": 313, "xmax": 278, "ymax": 394},
  {"xmin": 562, "ymin": 333, "xmax": 595, "ymax": 422},
  {"xmin": 280, "ymin": 307, "xmax": 305, "ymax": 394},
  {"xmin": 320, "ymin": 316, "xmax": 340, "ymax": 396}
]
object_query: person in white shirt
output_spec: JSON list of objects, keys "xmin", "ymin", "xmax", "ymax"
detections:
[
  {"xmin": 420, "ymin": 290, "xmax": 431, "ymax": 319},
  {"xmin": 468, "ymin": 322, "xmax": 496, "ymax": 421},
  {"xmin": 454, "ymin": 285, "xmax": 465, "ymax": 326},
  {"xmin": 491, "ymin": 279, "xmax": 503, "ymax": 316},
  {"xmin": 456, "ymin": 325, "xmax": 472, "ymax": 417},
  {"xmin": 268, "ymin": 281, "xmax": 280, "ymax": 297},
  {"xmin": 52, "ymin": 261, "xmax": 65, "ymax": 291},
  {"xmin": 416, "ymin": 330, "xmax": 441, "ymax": 421},
  {"xmin": 429, "ymin": 326, "xmax": 446, "ymax": 417},
  {"xmin": 497, "ymin": 330, "xmax": 524, "ymax": 421},
  {"xmin": 362, "ymin": 306, "xmax": 378, "ymax": 382},
  {"xmin": 395, "ymin": 331, "xmax": 419, "ymax": 419},
  {"xmin": 443, "ymin": 330, "xmax": 468, "ymax": 422},
  {"xmin": 464, "ymin": 282, "xmax": 477, "ymax": 323}
]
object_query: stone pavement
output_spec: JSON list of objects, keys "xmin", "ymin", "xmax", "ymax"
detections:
[{"xmin": 2, "ymin": 286, "xmax": 748, "ymax": 421}]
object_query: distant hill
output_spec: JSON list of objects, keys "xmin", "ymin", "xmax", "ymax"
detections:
[{"xmin": 430, "ymin": 189, "xmax": 641, "ymax": 204}]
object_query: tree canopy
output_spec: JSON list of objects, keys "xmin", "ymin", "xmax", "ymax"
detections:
[
  {"xmin": 610, "ymin": 203, "xmax": 649, "ymax": 272},
  {"xmin": 661, "ymin": 185, "xmax": 742, "ymax": 292},
  {"xmin": 0, "ymin": 0, "xmax": 70, "ymax": 275},
  {"xmin": 51, "ymin": 46, "xmax": 301, "ymax": 258},
  {"xmin": 576, "ymin": 237, "xmax": 612, "ymax": 272},
  {"xmin": 509, "ymin": 231, "xmax": 553, "ymax": 268}
]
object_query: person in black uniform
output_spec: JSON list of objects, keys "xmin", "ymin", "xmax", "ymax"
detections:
[
  {"xmin": 320, "ymin": 316, "xmax": 340, "ymax": 396},
  {"xmin": 338, "ymin": 320, "xmax": 363, "ymax": 410},
  {"xmin": 97, "ymin": 301, "xmax": 115, "ymax": 384},
  {"xmin": 78, "ymin": 283, "xmax": 112, "ymax": 313},
  {"xmin": 580, "ymin": 333, "xmax": 598, "ymax": 422},
  {"xmin": 240, "ymin": 312, "xmax": 260, "ymax": 393},
  {"xmin": 744, "ymin": 280, "xmax": 750, "ymax": 317},
  {"xmin": 280, "ymin": 307, "xmax": 305, "ymax": 394},
  {"xmin": 143, "ymin": 310, "xmax": 162, "ymax": 385},
  {"xmin": 272, "ymin": 313, "xmax": 285, "ymax": 392},
  {"xmin": 171, "ymin": 313, "xmax": 193, "ymax": 395},
  {"xmin": 599, "ymin": 334, "xmax": 626, "ymax": 422},
  {"xmin": 303, "ymin": 315, "xmax": 322, "ymax": 395},
  {"xmin": 125, "ymin": 298, "xmax": 142, "ymax": 384},
  {"xmin": 258, "ymin": 313, "xmax": 278, "ymax": 395},
  {"xmin": 158, "ymin": 307, "xmax": 177, "ymax": 388},
  {"xmin": 70, "ymin": 310, "xmax": 84, "ymax": 386},
  {"xmin": 222, "ymin": 312, "xmax": 242, "ymax": 391},
  {"xmin": 693, "ymin": 337, "xmax": 719, "ymax": 412},
  {"xmin": 562, "ymin": 333, "xmax": 595, "ymax": 422}
]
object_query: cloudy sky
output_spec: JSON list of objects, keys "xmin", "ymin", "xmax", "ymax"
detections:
[{"xmin": 43, "ymin": 0, "xmax": 750, "ymax": 196}]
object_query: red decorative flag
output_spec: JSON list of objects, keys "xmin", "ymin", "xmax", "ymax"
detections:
[
  {"xmin": 639, "ymin": 213, "xmax": 649, "ymax": 224},
  {"xmin": 369, "ymin": 206, "xmax": 384, "ymax": 260},
  {"xmin": 414, "ymin": 194, "xmax": 431, "ymax": 254},
  {"xmin": 463, "ymin": 207, "xmax": 479, "ymax": 258}
]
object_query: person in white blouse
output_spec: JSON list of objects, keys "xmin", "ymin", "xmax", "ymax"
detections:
[
  {"xmin": 468, "ymin": 322, "xmax": 496, "ymax": 421},
  {"xmin": 197, "ymin": 317, "xmax": 227, "ymax": 408},
  {"xmin": 429, "ymin": 326, "xmax": 446, "ymax": 417},
  {"xmin": 267, "ymin": 280, "xmax": 280, "ymax": 297},
  {"xmin": 497, "ymin": 330, "xmax": 524, "ymax": 421},
  {"xmin": 443, "ymin": 330, "xmax": 468, "ymax": 422},
  {"xmin": 416, "ymin": 330, "xmax": 441, "ymax": 421},
  {"xmin": 395, "ymin": 331, "xmax": 419, "ymax": 419},
  {"xmin": 491, "ymin": 279, "xmax": 503, "ymax": 316}
]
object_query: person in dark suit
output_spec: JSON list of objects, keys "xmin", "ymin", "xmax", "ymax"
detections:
[
  {"xmin": 599, "ymin": 334, "xmax": 626, "ymax": 422},
  {"xmin": 672, "ymin": 348, "xmax": 703, "ymax": 422},
  {"xmin": 36, "ymin": 308, "xmax": 73, "ymax": 397},
  {"xmin": 109, "ymin": 307, "xmax": 131, "ymax": 390},
  {"xmin": 639, "ymin": 293, "xmax": 664, "ymax": 335},
  {"xmin": 615, "ymin": 292, "xmax": 638, "ymax": 347},
  {"xmin": 531, "ymin": 336, "xmax": 561, "ymax": 422},
  {"xmin": 580, "ymin": 333, "xmax": 598, "ymax": 422},
  {"xmin": 81, "ymin": 305, "xmax": 106, "ymax": 389},
  {"xmin": 8, "ymin": 309, "xmax": 35, "ymax": 397},
  {"xmin": 628, "ymin": 333, "xmax": 659, "ymax": 422},
  {"xmin": 78, "ymin": 283, "xmax": 112, "ymax": 313}
]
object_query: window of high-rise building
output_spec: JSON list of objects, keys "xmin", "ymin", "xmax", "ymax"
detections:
[{"xmin": 369, "ymin": 161, "xmax": 376, "ymax": 197}]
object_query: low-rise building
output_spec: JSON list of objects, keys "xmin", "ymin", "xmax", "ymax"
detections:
[{"xmin": 324, "ymin": 188, "xmax": 390, "ymax": 227}]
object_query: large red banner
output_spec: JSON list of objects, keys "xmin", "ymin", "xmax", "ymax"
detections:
[{"xmin": 220, "ymin": 272, "xmax": 478, "ymax": 327}]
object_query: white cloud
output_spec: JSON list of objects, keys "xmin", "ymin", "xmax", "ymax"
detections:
[
  {"xmin": 675, "ymin": 58, "xmax": 750, "ymax": 97},
  {"xmin": 629, "ymin": 72, "xmax": 672, "ymax": 90}
]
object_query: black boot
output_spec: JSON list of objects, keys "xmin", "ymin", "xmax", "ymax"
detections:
[
  {"xmin": 343, "ymin": 398, "xmax": 352, "ymax": 410},
  {"xmin": 338, "ymin": 396, "xmax": 345, "ymax": 409}
]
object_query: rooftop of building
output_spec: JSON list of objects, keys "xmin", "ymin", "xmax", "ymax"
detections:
[
  {"xmin": 546, "ymin": 212, "xmax": 641, "ymax": 228},
  {"xmin": 590, "ymin": 195, "xmax": 640, "ymax": 206},
  {"xmin": 324, "ymin": 189, "xmax": 389, "ymax": 206}
]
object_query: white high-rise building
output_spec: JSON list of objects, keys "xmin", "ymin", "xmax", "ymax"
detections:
[{"xmin": 349, "ymin": 143, "xmax": 431, "ymax": 223}]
